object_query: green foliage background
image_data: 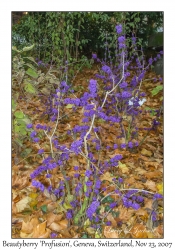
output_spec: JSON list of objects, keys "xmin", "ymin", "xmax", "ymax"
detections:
[{"xmin": 12, "ymin": 12, "xmax": 163, "ymax": 63}]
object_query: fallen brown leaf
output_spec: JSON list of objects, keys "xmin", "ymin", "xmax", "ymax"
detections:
[
  {"xmin": 124, "ymin": 176, "xmax": 136, "ymax": 185},
  {"xmin": 49, "ymin": 222, "xmax": 63, "ymax": 232},
  {"xmin": 21, "ymin": 221, "xmax": 34, "ymax": 234},
  {"xmin": 118, "ymin": 207, "xmax": 134, "ymax": 222},
  {"xmin": 12, "ymin": 175, "xmax": 29, "ymax": 189},
  {"xmin": 59, "ymin": 229, "xmax": 72, "ymax": 238},
  {"xmin": 118, "ymin": 162, "xmax": 129, "ymax": 174},
  {"xmin": 100, "ymin": 172, "xmax": 114, "ymax": 182},
  {"xmin": 59, "ymin": 219, "xmax": 68, "ymax": 229},
  {"xmin": 47, "ymin": 202, "xmax": 57, "ymax": 212},
  {"xmin": 141, "ymin": 148, "xmax": 152, "ymax": 157},
  {"xmin": 46, "ymin": 212, "xmax": 63, "ymax": 227},
  {"xmin": 135, "ymin": 208, "xmax": 148, "ymax": 217},
  {"xmin": 144, "ymin": 171, "xmax": 162, "ymax": 179},
  {"xmin": 130, "ymin": 224, "xmax": 147, "ymax": 238},
  {"xmin": 104, "ymin": 226, "xmax": 119, "ymax": 238},
  {"xmin": 86, "ymin": 227, "xmax": 96, "ymax": 235},
  {"xmin": 144, "ymin": 180, "xmax": 157, "ymax": 191},
  {"xmin": 135, "ymin": 167, "xmax": 147, "ymax": 175},
  {"xmin": 20, "ymin": 217, "xmax": 39, "ymax": 235},
  {"xmin": 32, "ymin": 221, "xmax": 51, "ymax": 238},
  {"xmin": 20, "ymin": 231, "xmax": 33, "ymax": 238},
  {"xmin": 154, "ymin": 225, "xmax": 163, "ymax": 237},
  {"xmin": 12, "ymin": 202, "xmax": 17, "ymax": 215},
  {"xmin": 49, "ymin": 219, "xmax": 68, "ymax": 232},
  {"xmin": 106, "ymin": 213, "xmax": 117, "ymax": 227},
  {"xmin": 16, "ymin": 197, "xmax": 32, "ymax": 213},
  {"xmin": 144, "ymin": 161, "xmax": 161, "ymax": 169},
  {"xmin": 144, "ymin": 198, "xmax": 153, "ymax": 209}
]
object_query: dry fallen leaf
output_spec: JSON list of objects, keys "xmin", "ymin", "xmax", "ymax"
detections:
[
  {"xmin": 20, "ymin": 231, "xmax": 33, "ymax": 238},
  {"xmin": 106, "ymin": 213, "xmax": 117, "ymax": 227},
  {"xmin": 154, "ymin": 225, "xmax": 163, "ymax": 237},
  {"xmin": 21, "ymin": 217, "xmax": 39, "ymax": 235},
  {"xmin": 20, "ymin": 217, "xmax": 39, "ymax": 238},
  {"xmin": 144, "ymin": 171, "xmax": 162, "ymax": 179},
  {"xmin": 124, "ymin": 176, "xmax": 136, "ymax": 185},
  {"xmin": 12, "ymin": 175, "xmax": 29, "ymax": 189},
  {"xmin": 59, "ymin": 229, "xmax": 72, "ymax": 238},
  {"xmin": 118, "ymin": 207, "xmax": 134, "ymax": 221},
  {"xmin": 144, "ymin": 180, "xmax": 157, "ymax": 191},
  {"xmin": 43, "ymin": 189, "xmax": 51, "ymax": 199},
  {"xmin": 16, "ymin": 197, "xmax": 32, "ymax": 213},
  {"xmin": 12, "ymin": 202, "xmax": 18, "ymax": 215},
  {"xmin": 49, "ymin": 222, "xmax": 63, "ymax": 232},
  {"xmin": 46, "ymin": 212, "xmax": 63, "ymax": 227},
  {"xmin": 32, "ymin": 221, "xmax": 51, "ymax": 238},
  {"xmin": 130, "ymin": 224, "xmax": 147, "ymax": 238},
  {"xmin": 144, "ymin": 161, "xmax": 161, "ymax": 169},
  {"xmin": 21, "ymin": 221, "xmax": 34, "ymax": 234},
  {"xmin": 86, "ymin": 227, "xmax": 96, "ymax": 235},
  {"xmin": 58, "ymin": 219, "xmax": 68, "ymax": 229},
  {"xmin": 104, "ymin": 226, "xmax": 119, "ymax": 238},
  {"xmin": 47, "ymin": 202, "xmax": 57, "ymax": 212},
  {"xmin": 147, "ymin": 231, "xmax": 156, "ymax": 238},
  {"xmin": 118, "ymin": 161, "xmax": 129, "ymax": 174},
  {"xmin": 144, "ymin": 198, "xmax": 153, "ymax": 209},
  {"xmin": 100, "ymin": 172, "xmax": 114, "ymax": 182},
  {"xmin": 135, "ymin": 167, "xmax": 147, "ymax": 175},
  {"xmin": 135, "ymin": 208, "xmax": 148, "ymax": 217},
  {"xmin": 141, "ymin": 148, "xmax": 152, "ymax": 157},
  {"xmin": 49, "ymin": 219, "xmax": 68, "ymax": 232}
]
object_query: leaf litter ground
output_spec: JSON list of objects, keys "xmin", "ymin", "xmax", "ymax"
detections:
[{"xmin": 12, "ymin": 65, "xmax": 163, "ymax": 239}]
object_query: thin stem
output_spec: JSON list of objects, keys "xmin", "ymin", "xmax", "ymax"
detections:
[
  {"xmin": 138, "ymin": 129, "xmax": 150, "ymax": 147},
  {"xmin": 100, "ymin": 188, "xmax": 154, "ymax": 203},
  {"xmin": 101, "ymin": 52, "xmax": 125, "ymax": 108}
]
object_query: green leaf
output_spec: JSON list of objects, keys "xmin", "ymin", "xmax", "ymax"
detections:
[
  {"xmin": 95, "ymin": 231, "xmax": 101, "ymax": 238},
  {"xmin": 14, "ymin": 138, "xmax": 23, "ymax": 147},
  {"xmin": 67, "ymin": 194, "xmax": 74, "ymax": 203},
  {"xmin": 20, "ymin": 148, "xmax": 32, "ymax": 157},
  {"xmin": 112, "ymin": 211, "xmax": 120, "ymax": 218},
  {"xmin": 26, "ymin": 68, "xmax": 38, "ymax": 78},
  {"xmin": 81, "ymin": 234, "xmax": 88, "ymax": 238},
  {"xmin": 145, "ymin": 107, "xmax": 151, "ymax": 110},
  {"xmin": 151, "ymin": 85, "xmax": 163, "ymax": 96},
  {"xmin": 12, "ymin": 46, "xmax": 21, "ymax": 53},
  {"xmin": 14, "ymin": 125, "xmax": 27, "ymax": 135},
  {"xmin": 105, "ymin": 205, "xmax": 111, "ymax": 212},
  {"xmin": 65, "ymin": 104, "xmax": 73, "ymax": 109},
  {"xmin": 47, "ymin": 21, "xmax": 52, "ymax": 27},
  {"xmin": 22, "ymin": 44, "xmax": 35, "ymax": 52},
  {"xmin": 22, "ymin": 209, "xmax": 32, "ymax": 215},
  {"xmin": 20, "ymin": 128, "xmax": 27, "ymax": 136},
  {"xmin": 135, "ymin": 17, "xmax": 140, "ymax": 22},
  {"xmin": 145, "ymin": 107, "xmax": 156, "ymax": 116},
  {"xmin": 12, "ymin": 99, "xmax": 17, "ymax": 112},
  {"xmin": 23, "ymin": 57, "xmax": 38, "ymax": 65},
  {"xmin": 24, "ymin": 83, "xmax": 36, "ymax": 94},
  {"xmin": 101, "ymin": 196, "xmax": 114, "ymax": 204},
  {"xmin": 98, "ymin": 118, "xmax": 105, "ymax": 123},
  {"xmin": 14, "ymin": 111, "xmax": 24, "ymax": 119},
  {"xmin": 41, "ymin": 205, "xmax": 47, "ymax": 213},
  {"xmin": 24, "ymin": 63, "xmax": 38, "ymax": 70},
  {"xmin": 22, "ymin": 117, "xmax": 31, "ymax": 124},
  {"xmin": 16, "ymin": 119, "xmax": 26, "ymax": 126}
]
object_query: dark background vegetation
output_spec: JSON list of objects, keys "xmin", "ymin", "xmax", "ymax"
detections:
[{"xmin": 12, "ymin": 12, "xmax": 163, "ymax": 64}]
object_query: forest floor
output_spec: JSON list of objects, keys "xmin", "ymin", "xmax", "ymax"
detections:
[{"xmin": 12, "ymin": 64, "xmax": 163, "ymax": 239}]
